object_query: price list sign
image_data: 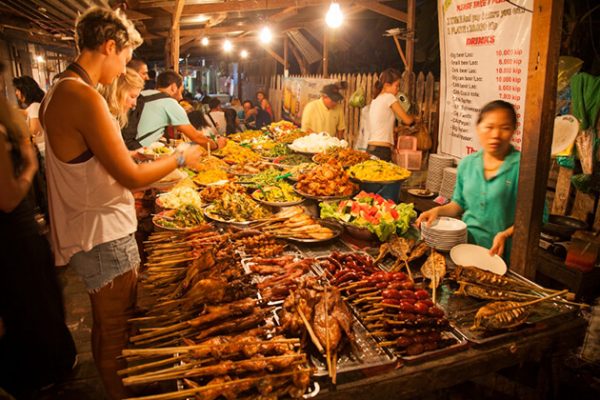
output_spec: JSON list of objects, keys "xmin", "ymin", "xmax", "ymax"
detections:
[{"xmin": 437, "ymin": 0, "xmax": 532, "ymax": 158}]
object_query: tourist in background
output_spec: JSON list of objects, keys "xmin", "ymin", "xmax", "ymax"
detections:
[{"xmin": 13, "ymin": 75, "xmax": 45, "ymax": 139}]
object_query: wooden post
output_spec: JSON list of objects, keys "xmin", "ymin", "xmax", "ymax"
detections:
[
  {"xmin": 323, "ymin": 28, "xmax": 329, "ymax": 78},
  {"xmin": 406, "ymin": 0, "xmax": 416, "ymax": 72},
  {"xmin": 170, "ymin": 0, "xmax": 185, "ymax": 73},
  {"xmin": 511, "ymin": 0, "xmax": 564, "ymax": 278},
  {"xmin": 283, "ymin": 35, "xmax": 289, "ymax": 75}
]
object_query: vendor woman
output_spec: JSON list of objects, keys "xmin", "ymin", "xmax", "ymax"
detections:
[
  {"xmin": 365, "ymin": 68, "xmax": 415, "ymax": 201},
  {"xmin": 416, "ymin": 100, "xmax": 522, "ymax": 260}
]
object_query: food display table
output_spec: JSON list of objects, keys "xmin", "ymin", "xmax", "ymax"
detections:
[{"xmin": 126, "ymin": 126, "xmax": 587, "ymax": 400}]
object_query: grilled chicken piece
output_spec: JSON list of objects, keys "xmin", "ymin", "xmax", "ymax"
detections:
[
  {"xmin": 313, "ymin": 294, "xmax": 342, "ymax": 351},
  {"xmin": 471, "ymin": 301, "xmax": 530, "ymax": 331}
]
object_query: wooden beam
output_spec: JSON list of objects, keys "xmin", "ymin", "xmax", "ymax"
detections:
[
  {"xmin": 360, "ymin": 1, "xmax": 408, "ymax": 23},
  {"xmin": 283, "ymin": 35, "xmax": 289, "ymax": 71},
  {"xmin": 261, "ymin": 45, "xmax": 286, "ymax": 67},
  {"xmin": 269, "ymin": 6, "xmax": 298, "ymax": 22},
  {"xmin": 138, "ymin": 0, "xmax": 391, "ymax": 16},
  {"xmin": 323, "ymin": 28, "xmax": 329, "ymax": 78},
  {"xmin": 179, "ymin": 25, "xmax": 257, "ymax": 37},
  {"xmin": 511, "ymin": 0, "xmax": 564, "ymax": 278},
  {"xmin": 406, "ymin": 0, "xmax": 415, "ymax": 72},
  {"xmin": 288, "ymin": 38, "xmax": 309, "ymax": 75},
  {"xmin": 391, "ymin": 35, "xmax": 408, "ymax": 69},
  {"xmin": 170, "ymin": 0, "xmax": 185, "ymax": 72}
]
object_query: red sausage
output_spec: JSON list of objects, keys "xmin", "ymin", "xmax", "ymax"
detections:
[
  {"xmin": 399, "ymin": 290, "xmax": 417, "ymax": 299},
  {"xmin": 428, "ymin": 306, "xmax": 445, "ymax": 318},
  {"xmin": 382, "ymin": 298, "xmax": 400, "ymax": 306},
  {"xmin": 382, "ymin": 289, "xmax": 401, "ymax": 300},
  {"xmin": 414, "ymin": 289, "xmax": 429, "ymax": 300},
  {"xmin": 413, "ymin": 302, "xmax": 429, "ymax": 314}
]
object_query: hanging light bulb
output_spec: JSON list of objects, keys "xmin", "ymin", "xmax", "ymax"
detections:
[
  {"xmin": 326, "ymin": 2, "xmax": 343, "ymax": 28},
  {"xmin": 259, "ymin": 26, "xmax": 272, "ymax": 44},
  {"xmin": 201, "ymin": 37, "xmax": 209, "ymax": 46},
  {"xmin": 223, "ymin": 39, "xmax": 233, "ymax": 52},
  {"xmin": 240, "ymin": 49, "xmax": 249, "ymax": 59},
  {"xmin": 35, "ymin": 55, "xmax": 45, "ymax": 63}
]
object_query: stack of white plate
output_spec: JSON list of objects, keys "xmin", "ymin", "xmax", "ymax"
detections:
[
  {"xmin": 421, "ymin": 217, "xmax": 468, "ymax": 251},
  {"xmin": 425, "ymin": 154, "xmax": 455, "ymax": 193},
  {"xmin": 439, "ymin": 167, "xmax": 458, "ymax": 200}
]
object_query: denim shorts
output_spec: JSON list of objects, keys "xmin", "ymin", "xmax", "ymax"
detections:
[{"xmin": 69, "ymin": 234, "xmax": 140, "ymax": 293}]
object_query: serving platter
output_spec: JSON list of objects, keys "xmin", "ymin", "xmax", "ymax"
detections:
[
  {"xmin": 203, "ymin": 205, "xmax": 271, "ymax": 228},
  {"xmin": 293, "ymin": 184, "xmax": 357, "ymax": 201},
  {"xmin": 274, "ymin": 219, "xmax": 343, "ymax": 244},
  {"xmin": 251, "ymin": 192, "xmax": 306, "ymax": 207}
]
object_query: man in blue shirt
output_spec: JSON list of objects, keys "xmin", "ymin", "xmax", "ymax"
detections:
[{"xmin": 125, "ymin": 71, "xmax": 225, "ymax": 150}]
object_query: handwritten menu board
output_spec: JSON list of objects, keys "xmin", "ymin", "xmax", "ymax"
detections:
[{"xmin": 438, "ymin": 0, "xmax": 532, "ymax": 158}]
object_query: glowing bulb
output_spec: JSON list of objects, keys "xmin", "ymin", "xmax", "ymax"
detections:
[
  {"xmin": 201, "ymin": 37, "xmax": 209, "ymax": 46},
  {"xmin": 259, "ymin": 26, "xmax": 272, "ymax": 44},
  {"xmin": 223, "ymin": 40, "xmax": 233, "ymax": 52},
  {"xmin": 35, "ymin": 55, "xmax": 45, "ymax": 63},
  {"xmin": 326, "ymin": 3, "xmax": 343, "ymax": 28},
  {"xmin": 240, "ymin": 50, "xmax": 249, "ymax": 59}
]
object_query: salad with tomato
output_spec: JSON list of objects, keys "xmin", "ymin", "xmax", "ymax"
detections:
[{"xmin": 319, "ymin": 191, "xmax": 416, "ymax": 241}]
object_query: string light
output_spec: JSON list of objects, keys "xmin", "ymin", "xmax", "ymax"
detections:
[
  {"xmin": 223, "ymin": 39, "xmax": 233, "ymax": 52},
  {"xmin": 326, "ymin": 2, "xmax": 343, "ymax": 28},
  {"xmin": 201, "ymin": 37, "xmax": 209, "ymax": 46},
  {"xmin": 259, "ymin": 26, "xmax": 272, "ymax": 44},
  {"xmin": 240, "ymin": 49, "xmax": 249, "ymax": 59},
  {"xmin": 35, "ymin": 55, "xmax": 45, "ymax": 63}
]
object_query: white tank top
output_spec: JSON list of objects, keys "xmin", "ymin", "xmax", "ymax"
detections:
[{"xmin": 42, "ymin": 77, "xmax": 137, "ymax": 266}]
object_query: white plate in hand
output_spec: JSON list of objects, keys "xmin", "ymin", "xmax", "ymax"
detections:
[{"xmin": 450, "ymin": 243, "xmax": 507, "ymax": 275}]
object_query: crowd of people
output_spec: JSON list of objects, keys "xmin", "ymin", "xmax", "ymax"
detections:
[{"xmin": 0, "ymin": 5, "xmax": 527, "ymax": 400}]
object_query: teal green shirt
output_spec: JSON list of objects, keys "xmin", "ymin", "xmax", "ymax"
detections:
[
  {"xmin": 137, "ymin": 90, "xmax": 190, "ymax": 146},
  {"xmin": 452, "ymin": 147, "xmax": 520, "ymax": 260}
]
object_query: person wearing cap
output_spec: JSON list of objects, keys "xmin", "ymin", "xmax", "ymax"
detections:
[{"xmin": 301, "ymin": 84, "xmax": 346, "ymax": 138}]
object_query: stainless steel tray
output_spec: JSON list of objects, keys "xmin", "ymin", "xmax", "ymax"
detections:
[{"xmin": 437, "ymin": 267, "xmax": 579, "ymax": 345}]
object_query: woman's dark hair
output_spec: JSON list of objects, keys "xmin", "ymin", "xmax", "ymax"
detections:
[
  {"xmin": 156, "ymin": 70, "xmax": 183, "ymax": 89},
  {"xmin": 477, "ymin": 100, "xmax": 517, "ymax": 128},
  {"xmin": 208, "ymin": 97, "xmax": 221, "ymax": 110},
  {"xmin": 13, "ymin": 76, "xmax": 45, "ymax": 105},
  {"xmin": 75, "ymin": 7, "xmax": 142, "ymax": 53},
  {"xmin": 188, "ymin": 109, "xmax": 210, "ymax": 129},
  {"xmin": 243, "ymin": 100, "xmax": 254, "ymax": 108},
  {"xmin": 373, "ymin": 68, "xmax": 402, "ymax": 99},
  {"xmin": 256, "ymin": 90, "xmax": 266, "ymax": 98},
  {"xmin": 224, "ymin": 108, "xmax": 239, "ymax": 135}
]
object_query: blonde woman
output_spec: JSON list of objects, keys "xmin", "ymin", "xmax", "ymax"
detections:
[{"xmin": 98, "ymin": 67, "xmax": 144, "ymax": 129}]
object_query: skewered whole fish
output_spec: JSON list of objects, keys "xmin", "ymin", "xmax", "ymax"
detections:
[
  {"xmin": 421, "ymin": 249, "xmax": 446, "ymax": 289},
  {"xmin": 407, "ymin": 241, "xmax": 429, "ymax": 261},
  {"xmin": 452, "ymin": 265, "xmax": 534, "ymax": 292},
  {"xmin": 470, "ymin": 289, "xmax": 569, "ymax": 331},
  {"xmin": 470, "ymin": 301, "xmax": 530, "ymax": 331},
  {"xmin": 455, "ymin": 281, "xmax": 533, "ymax": 302}
]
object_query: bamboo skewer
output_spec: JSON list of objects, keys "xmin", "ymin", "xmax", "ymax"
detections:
[
  {"xmin": 481, "ymin": 289, "xmax": 570, "ymax": 317},
  {"xmin": 122, "ymin": 339, "xmax": 300, "ymax": 357},
  {"xmin": 297, "ymin": 307, "xmax": 324, "ymax": 353},
  {"xmin": 122, "ymin": 368, "xmax": 313, "ymax": 400},
  {"xmin": 123, "ymin": 354, "xmax": 306, "ymax": 386},
  {"xmin": 118, "ymin": 355, "xmax": 187, "ymax": 376}
]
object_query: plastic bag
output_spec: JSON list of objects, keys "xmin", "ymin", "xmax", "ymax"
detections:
[
  {"xmin": 557, "ymin": 56, "xmax": 584, "ymax": 93},
  {"xmin": 349, "ymin": 86, "xmax": 366, "ymax": 108}
]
